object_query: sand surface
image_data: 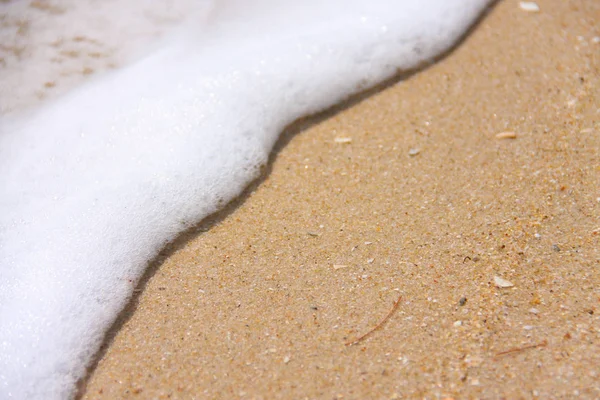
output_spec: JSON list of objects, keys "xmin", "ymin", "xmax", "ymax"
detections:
[{"xmin": 83, "ymin": 0, "xmax": 599, "ymax": 398}]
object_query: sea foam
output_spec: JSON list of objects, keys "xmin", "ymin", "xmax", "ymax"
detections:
[{"xmin": 0, "ymin": 1, "xmax": 491, "ymax": 398}]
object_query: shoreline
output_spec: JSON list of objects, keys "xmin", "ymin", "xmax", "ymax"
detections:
[{"xmin": 82, "ymin": 0, "xmax": 598, "ymax": 397}]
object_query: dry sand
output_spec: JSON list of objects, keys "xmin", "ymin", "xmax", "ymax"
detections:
[{"xmin": 83, "ymin": 0, "xmax": 599, "ymax": 398}]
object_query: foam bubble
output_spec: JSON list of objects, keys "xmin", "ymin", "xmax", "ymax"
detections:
[{"xmin": 0, "ymin": 0, "xmax": 491, "ymax": 398}]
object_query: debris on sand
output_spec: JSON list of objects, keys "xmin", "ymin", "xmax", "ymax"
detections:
[{"xmin": 494, "ymin": 276, "xmax": 514, "ymax": 288}]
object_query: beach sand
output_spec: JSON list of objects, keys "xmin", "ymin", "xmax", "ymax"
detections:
[{"xmin": 83, "ymin": 0, "xmax": 599, "ymax": 398}]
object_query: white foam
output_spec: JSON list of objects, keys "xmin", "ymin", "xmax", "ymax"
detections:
[{"xmin": 0, "ymin": 1, "xmax": 491, "ymax": 398}]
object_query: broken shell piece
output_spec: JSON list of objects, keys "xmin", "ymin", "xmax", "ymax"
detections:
[
  {"xmin": 408, "ymin": 148, "xmax": 421, "ymax": 156},
  {"xmin": 495, "ymin": 131, "xmax": 517, "ymax": 139},
  {"xmin": 334, "ymin": 137, "xmax": 352, "ymax": 144},
  {"xmin": 519, "ymin": 1, "xmax": 540, "ymax": 12},
  {"xmin": 494, "ymin": 276, "xmax": 515, "ymax": 288},
  {"xmin": 333, "ymin": 264, "xmax": 348, "ymax": 270}
]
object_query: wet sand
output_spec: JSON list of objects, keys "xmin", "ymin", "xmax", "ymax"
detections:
[{"xmin": 83, "ymin": 0, "xmax": 599, "ymax": 398}]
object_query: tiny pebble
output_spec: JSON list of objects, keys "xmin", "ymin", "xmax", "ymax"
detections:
[
  {"xmin": 592, "ymin": 37, "xmax": 600, "ymax": 44},
  {"xmin": 495, "ymin": 131, "xmax": 517, "ymax": 139},
  {"xmin": 529, "ymin": 308, "xmax": 540, "ymax": 314},
  {"xmin": 453, "ymin": 320, "xmax": 463, "ymax": 327},
  {"xmin": 334, "ymin": 137, "xmax": 352, "ymax": 144},
  {"xmin": 408, "ymin": 148, "xmax": 421, "ymax": 156},
  {"xmin": 494, "ymin": 276, "xmax": 514, "ymax": 288},
  {"xmin": 534, "ymin": 233, "xmax": 541, "ymax": 239},
  {"xmin": 523, "ymin": 325, "xmax": 534, "ymax": 330},
  {"xmin": 458, "ymin": 297, "xmax": 467, "ymax": 306},
  {"xmin": 367, "ymin": 258, "xmax": 375, "ymax": 264},
  {"xmin": 283, "ymin": 356, "xmax": 291, "ymax": 364},
  {"xmin": 552, "ymin": 244, "xmax": 561, "ymax": 252},
  {"xmin": 519, "ymin": 1, "xmax": 540, "ymax": 12},
  {"xmin": 464, "ymin": 355, "xmax": 483, "ymax": 367}
]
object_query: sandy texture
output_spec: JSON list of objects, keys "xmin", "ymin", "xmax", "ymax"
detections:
[{"xmin": 83, "ymin": 0, "xmax": 599, "ymax": 398}]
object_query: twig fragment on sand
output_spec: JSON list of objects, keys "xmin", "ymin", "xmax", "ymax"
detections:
[
  {"xmin": 345, "ymin": 293, "xmax": 402, "ymax": 347},
  {"xmin": 495, "ymin": 339, "xmax": 548, "ymax": 358}
]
